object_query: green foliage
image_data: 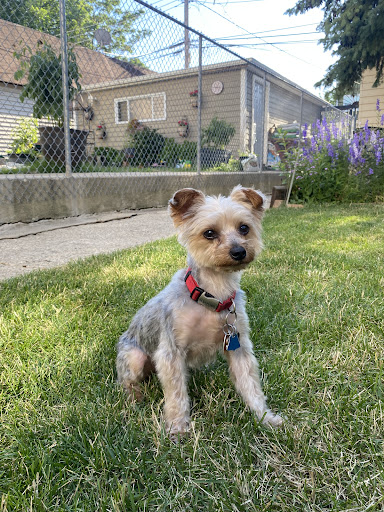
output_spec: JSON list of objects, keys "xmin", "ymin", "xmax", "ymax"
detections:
[
  {"xmin": 211, "ymin": 156, "xmax": 242, "ymax": 172},
  {"xmin": 14, "ymin": 42, "xmax": 81, "ymax": 126},
  {"xmin": 1, "ymin": 0, "xmax": 148, "ymax": 55},
  {"xmin": 281, "ymin": 117, "xmax": 384, "ymax": 203},
  {"xmin": 94, "ymin": 146, "xmax": 124, "ymax": 167},
  {"xmin": 159, "ymin": 139, "xmax": 198, "ymax": 166},
  {"xmin": 8, "ymin": 117, "xmax": 39, "ymax": 155},
  {"xmin": 126, "ymin": 126, "xmax": 165, "ymax": 166},
  {"xmin": 286, "ymin": 0, "xmax": 384, "ymax": 96},
  {"xmin": 202, "ymin": 117, "xmax": 235, "ymax": 149}
]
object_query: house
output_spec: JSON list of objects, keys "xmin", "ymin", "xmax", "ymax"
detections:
[
  {"xmin": 81, "ymin": 56, "xmax": 331, "ymax": 167},
  {"xmin": 359, "ymin": 67, "xmax": 384, "ymax": 127},
  {"xmin": 0, "ymin": 18, "xmax": 152, "ymax": 155}
]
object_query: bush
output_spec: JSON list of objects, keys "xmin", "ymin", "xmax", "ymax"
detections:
[
  {"xmin": 281, "ymin": 111, "xmax": 384, "ymax": 203},
  {"xmin": 159, "ymin": 139, "xmax": 197, "ymax": 167},
  {"xmin": 94, "ymin": 147, "xmax": 124, "ymax": 167},
  {"xmin": 127, "ymin": 126, "xmax": 165, "ymax": 166},
  {"xmin": 8, "ymin": 117, "xmax": 39, "ymax": 156},
  {"xmin": 202, "ymin": 117, "xmax": 235, "ymax": 149}
]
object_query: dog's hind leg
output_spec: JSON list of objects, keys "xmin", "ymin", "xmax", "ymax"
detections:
[{"xmin": 116, "ymin": 337, "xmax": 155, "ymax": 401}]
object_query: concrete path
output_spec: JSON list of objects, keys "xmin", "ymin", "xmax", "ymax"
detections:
[
  {"xmin": 0, "ymin": 194, "xmax": 272, "ymax": 281},
  {"xmin": 0, "ymin": 208, "xmax": 175, "ymax": 281}
]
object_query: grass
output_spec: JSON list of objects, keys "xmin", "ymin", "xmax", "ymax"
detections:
[{"xmin": 1, "ymin": 203, "xmax": 384, "ymax": 511}]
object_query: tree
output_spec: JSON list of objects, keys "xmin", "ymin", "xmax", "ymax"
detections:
[
  {"xmin": 286, "ymin": 0, "xmax": 384, "ymax": 97},
  {"xmin": 0, "ymin": 0, "xmax": 148, "ymax": 55}
]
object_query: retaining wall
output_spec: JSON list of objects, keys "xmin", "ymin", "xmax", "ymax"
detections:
[{"xmin": 0, "ymin": 171, "xmax": 282, "ymax": 224}]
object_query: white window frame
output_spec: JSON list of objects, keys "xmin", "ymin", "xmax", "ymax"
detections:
[{"xmin": 114, "ymin": 92, "xmax": 167, "ymax": 124}]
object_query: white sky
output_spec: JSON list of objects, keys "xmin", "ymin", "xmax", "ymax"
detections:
[{"xmin": 148, "ymin": 0, "xmax": 338, "ymax": 98}]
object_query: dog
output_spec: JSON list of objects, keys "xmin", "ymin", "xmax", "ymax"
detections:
[{"xmin": 116, "ymin": 186, "xmax": 282, "ymax": 437}]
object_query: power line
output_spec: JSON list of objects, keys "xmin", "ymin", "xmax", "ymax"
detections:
[
  {"xmin": 216, "ymin": 31, "xmax": 319, "ymax": 41},
  {"xmin": 193, "ymin": 0, "xmax": 316, "ymax": 66}
]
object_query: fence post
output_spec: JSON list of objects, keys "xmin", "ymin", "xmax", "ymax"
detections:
[
  {"xmin": 59, "ymin": 0, "xmax": 72, "ymax": 177},
  {"xmin": 197, "ymin": 35, "xmax": 202, "ymax": 175},
  {"xmin": 286, "ymin": 90, "xmax": 303, "ymax": 205}
]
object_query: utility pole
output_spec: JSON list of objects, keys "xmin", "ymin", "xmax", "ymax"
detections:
[{"xmin": 184, "ymin": 0, "xmax": 190, "ymax": 68}]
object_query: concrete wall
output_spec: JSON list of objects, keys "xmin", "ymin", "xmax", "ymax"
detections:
[{"xmin": 0, "ymin": 171, "xmax": 282, "ymax": 224}]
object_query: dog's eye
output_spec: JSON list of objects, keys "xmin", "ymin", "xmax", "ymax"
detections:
[
  {"xmin": 238, "ymin": 224, "xmax": 249, "ymax": 235},
  {"xmin": 203, "ymin": 229, "xmax": 218, "ymax": 240}
]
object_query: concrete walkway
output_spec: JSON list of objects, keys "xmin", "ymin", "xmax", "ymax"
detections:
[
  {"xmin": 0, "ymin": 194, "xmax": 272, "ymax": 281},
  {"xmin": 0, "ymin": 208, "xmax": 175, "ymax": 281}
]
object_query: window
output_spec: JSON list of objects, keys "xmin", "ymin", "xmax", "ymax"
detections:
[{"xmin": 114, "ymin": 93, "xmax": 166, "ymax": 124}]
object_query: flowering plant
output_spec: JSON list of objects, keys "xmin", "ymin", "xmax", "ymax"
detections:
[
  {"xmin": 178, "ymin": 120, "xmax": 188, "ymax": 126},
  {"xmin": 96, "ymin": 125, "xmax": 103, "ymax": 130},
  {"xmin": 189, "ymin": 90, "xmax": 198, "ymax": 97},
  {"xmin": 281, "ymin": 104, "xmax": 384, "ymax": 203}
]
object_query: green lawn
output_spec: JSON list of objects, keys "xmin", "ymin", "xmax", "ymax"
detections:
[{"xmin": 1, "ymin": 203, "xmax": 384, "ymax": 511}]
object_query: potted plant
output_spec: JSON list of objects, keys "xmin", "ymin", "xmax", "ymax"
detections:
[
  {"xmin": 96, "ymin": 124, "xmax": 107, "ymax": 139},
  {"xmin": 177, "ymin": 119, "xmax": 189, "ymax": 137},
  {"xmin": 14, "ymin": 42, "xmax": 88, "ymax": 167},
  {"xmin": 189, "ymin": 89, "xmax": 198, "ymax": 108}
]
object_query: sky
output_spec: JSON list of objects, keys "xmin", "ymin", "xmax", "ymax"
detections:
[{"xmin": 144, "ymin": 0, "xmax": 337, "ymax": 98}]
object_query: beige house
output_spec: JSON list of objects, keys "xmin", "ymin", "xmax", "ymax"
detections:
[
  {"xmin": 359, "ymin": 67, "xmax": 384, "ymax": 127},
  {"xmin": 82, "ymin": 57, "xmax": 330, "ymax": 166}
]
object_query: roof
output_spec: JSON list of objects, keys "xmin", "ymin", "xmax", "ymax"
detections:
[{"xmin": 0, "ymin": 18, "xmax": 153, "ymax": 87}]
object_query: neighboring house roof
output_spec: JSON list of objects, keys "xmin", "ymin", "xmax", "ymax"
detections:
[{"xmin": 0, "ymin": 18, "xmax": 153, "ymax": 87}]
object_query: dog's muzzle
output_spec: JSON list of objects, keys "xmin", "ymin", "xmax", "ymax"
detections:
[{"xmin": 229, "ymin": 246, "xmax": 246, "ymax": 261}]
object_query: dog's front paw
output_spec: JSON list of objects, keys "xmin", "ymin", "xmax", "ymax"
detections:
[
  {"xmin": 167, "ymin": 420, "xmax": 190, "ymax": 442},
  {"xmin": 261, "ymin": 410, "xmax": 284, "ymax": 428}
]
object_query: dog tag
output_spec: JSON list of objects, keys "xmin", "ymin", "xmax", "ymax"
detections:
[{"xmin": 225, "ymin": 332, "xmax": 240, "ymax": 351}]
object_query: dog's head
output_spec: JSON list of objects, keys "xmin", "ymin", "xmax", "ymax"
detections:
[{"xmin": 169, "ymin": 185, "xmax": 265, "ymax": 271}]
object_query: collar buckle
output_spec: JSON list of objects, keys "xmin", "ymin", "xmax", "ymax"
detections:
[{"xmin": 196, "ymin": 291, "xmax": 221, "ymax": 311}]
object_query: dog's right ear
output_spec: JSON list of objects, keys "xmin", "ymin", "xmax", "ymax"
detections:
[{"xmin": 169, "ymin": 188, "xmax": 205, "ymax": 227}]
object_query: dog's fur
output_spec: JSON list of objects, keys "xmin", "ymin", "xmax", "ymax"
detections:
[{"xmin": 116, "ymin": 186, "xmax": 282, "ymax": 436}]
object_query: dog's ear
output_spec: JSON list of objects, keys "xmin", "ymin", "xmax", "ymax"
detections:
[
  {"xmin": 169, "ymin": 188, "xmax": 205, "ymax": 227},
  {"xmin": 230, "ymin": 185, "xmax": 265, "ymax": 216}
]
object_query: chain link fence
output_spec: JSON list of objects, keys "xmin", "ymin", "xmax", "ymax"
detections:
[{"xmin": 0, "ymin": 0, "xmax": 355, "ymax": 222}]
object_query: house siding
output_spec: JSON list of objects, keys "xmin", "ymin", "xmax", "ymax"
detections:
[
  {"xmin": 83, "ymin": 69, "xmax": 242, "ymax": 153},
  {"xmin": 0, "ymin": 83, "xmax": 34, "ymax": 155},
  {"xmin": 359, "ymin": 68, "xmax": 384, "ymax": 127}
]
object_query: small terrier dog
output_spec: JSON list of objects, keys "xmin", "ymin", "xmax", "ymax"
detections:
[{"xmin": 116, "ymin": 186, "xmax": 282, "ymax": 437}]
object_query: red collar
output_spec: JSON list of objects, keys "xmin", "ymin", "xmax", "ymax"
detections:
[{"xmin": 184, "ymin": 268, "xmax": 236, "ymax": 312}]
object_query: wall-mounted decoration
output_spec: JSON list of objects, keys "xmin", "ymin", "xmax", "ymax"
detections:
[
  {"xmin": 189, "ymin": 89, "xmax": 198, "ymax": 108},
  {"xmin": 96, "ymin": 124, "xmax": 107, "ymax": 139},
  {"xmin": 211, "ymin": 81, "xmax": 223, "ymax": 95},
  {"xmin": 178, "ymin": 118, "xmax": 189, "ymax": 137}
]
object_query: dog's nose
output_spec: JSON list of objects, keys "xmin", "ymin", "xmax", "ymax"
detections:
[{"xmin": 229, "ymin": 246, "xmax": 246, "ymax": 261}]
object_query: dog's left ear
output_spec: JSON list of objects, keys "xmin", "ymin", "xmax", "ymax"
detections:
[
  {"xmin": 230, "ymin": 185, "xmax": 265, "ymax": 216},
  {"xmin": 169, "ymin": 188, "xmax": 205, "ymax": 227}
]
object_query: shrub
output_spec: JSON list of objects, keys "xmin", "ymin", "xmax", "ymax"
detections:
[
  {"xmin": 281, "ymin": 112, "xmax": 384, "ymax": 203},
  {"xmin": 127, "ymin": 126, "xmax": 165, "ymax": 166},
  {"xmin": 8, "ymin": 117, "xmax": 39, "ymax": 156},
  {"xmin": 159, "ymin": 139, "xmax": 197, "ymax": 167},
  {"xmin": 202, "ymin": 117, "xmax": 235, "ymax": 149},
  {"xmin": 94, "ymin": 147, "xmax": 124, "ymax": 167}
]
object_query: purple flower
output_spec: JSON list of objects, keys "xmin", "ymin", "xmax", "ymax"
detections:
[
  {"xmin": 302, "ymin": 123, "xmax": 308, "ymax": 138},
  {"xmin": 369, "ymin": 168, "xmax": 374, "ymax": 175},
  {"xmin": 376, "ymin": 99, "xmax": 381, "ymax": 111},
  {"xmin": 327, "ymin": 144, "xmax": 335, "ymax": 158},
  {"xmin": 381, "ymin": 114, "xmax": 384, "ymax": 126}
]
